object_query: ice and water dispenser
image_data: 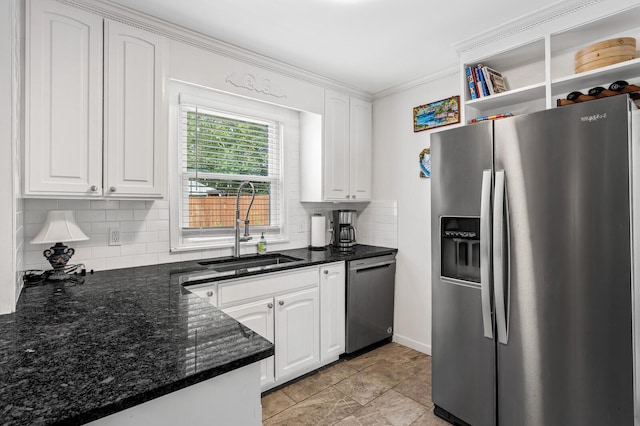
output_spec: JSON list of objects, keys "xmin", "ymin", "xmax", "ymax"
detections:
[{"xmin": 440, "ymin": 217, "xmax": 480, "ymax": 283}]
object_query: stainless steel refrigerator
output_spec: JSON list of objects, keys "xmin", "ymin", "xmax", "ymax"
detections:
[{"xmin": 430, "ymin": 95, "xmax": 640, "ymax": 426}]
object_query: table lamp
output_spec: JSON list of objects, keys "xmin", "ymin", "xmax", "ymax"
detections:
[{"xmin": 30, "ymin": 210, "xmax": 89, "ymax": 280}]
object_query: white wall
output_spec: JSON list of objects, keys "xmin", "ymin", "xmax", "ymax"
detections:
[
  {"xmin": 0, "ymin": 0, "xmax": 22, "ymax": 314},
  {"xmin": 372, "ymin": 72, "xmax": 460, "ymax": 354}
]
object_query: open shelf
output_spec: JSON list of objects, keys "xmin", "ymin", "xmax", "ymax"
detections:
[{"xmin": 460, "ymin": 3, "xmax": 640, "ymax": 117}]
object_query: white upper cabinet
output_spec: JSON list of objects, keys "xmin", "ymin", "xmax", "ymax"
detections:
[
  {"xmin": 25, "ymin": 0, "xmax": 165, "ymax": 199},
  {"xmin": 323, "ymin": 90, "xmax": 351, "ymax": 200},
  {"xmin": 104, "ymin": 20, "xmax": 165, "ymax": 198},
  {"xmin": 26, "ymin": 0, "xmax": 103, "ymax": 196},
  {"xmin": 349, "ymin": 97, "xmax": 372, "ymax": 201},
  {"xmin": 300, "ymin": 89, "xmax": 372, "ymax": 202}
]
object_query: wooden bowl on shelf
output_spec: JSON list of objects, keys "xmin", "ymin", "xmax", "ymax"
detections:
[{"xmin": 574, "ymin": 37, "xmax": 636, "ymax": 73}]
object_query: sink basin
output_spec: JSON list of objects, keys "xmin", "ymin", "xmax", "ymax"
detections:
[{"xmin": 198, "ymin": 254, "xmax": 303, "ymax": 273}]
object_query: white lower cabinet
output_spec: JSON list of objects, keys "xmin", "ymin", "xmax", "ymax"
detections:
[
  {"xmin": 275, "ymin": 288, "xmax": 320, "ymax": 382},
  {"xmin": 223, "ymin": 298, "xmax": 275, "ymax": 389},
  {"xmin": 319, "ymin": 262, "xmax": 346, "ymax": 363},
  {"xmin": 190, "ymin": 263, "xmax": 346, "ymax": 391}
]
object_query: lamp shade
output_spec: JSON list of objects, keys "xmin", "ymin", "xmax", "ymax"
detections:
[{"xmin": 30, "ymin": 210, "xmax": 89, "ymax": 244}]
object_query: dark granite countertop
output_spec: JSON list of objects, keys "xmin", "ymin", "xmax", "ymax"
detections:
[{"xmin": 0, "ymin": 244, "xmax": 396, "ymax": 425}]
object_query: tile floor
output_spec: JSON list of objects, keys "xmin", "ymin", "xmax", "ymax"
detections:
[{"xmin": 261, "ymin": 342, "xmax": 449, "ymax": 426}]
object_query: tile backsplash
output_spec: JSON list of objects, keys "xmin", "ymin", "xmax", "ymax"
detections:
[{"xmin": 23, "ymin": 198, "xmax": 398, "ymax": 273}]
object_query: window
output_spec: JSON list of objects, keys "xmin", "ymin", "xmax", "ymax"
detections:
[{"xmin": 171, "ymin": 86, "xmax": 290, "ymax": 250}]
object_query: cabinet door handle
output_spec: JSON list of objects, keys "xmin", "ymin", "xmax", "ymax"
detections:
[
  {"xmin": 109, "ymin": 186, "xmax": 117, "ymax": 192},
  {"xmin": 278, "ymin": 300, "xmax": 284, "ymax": 306},
  {"xmin": 267, "ymin": 303, "xmax": 273, "ymax": 309},
  {"xmin": 324, "ymin": 270, "xmax": 329, "ymax": 275},
  {"xmin": 352, "ymin": 195, "xmax": 356, "ymax": 199},
  {"xmin": 90, "ymin": 185, "xmax": 98, "ymax": 191},
  {"xmin": 206, "ymin": 291, "xmax": 213, "ymax": 297},
  {"xmin": 345, "ymin": 195, "xmax": 350, "ymax": 199}
]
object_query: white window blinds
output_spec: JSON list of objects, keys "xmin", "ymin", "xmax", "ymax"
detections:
[{"xmin": 179, "ymin": 101, "xmax": 282, "ymax": 234}]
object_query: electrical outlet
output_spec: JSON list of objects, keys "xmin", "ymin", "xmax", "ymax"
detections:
[{"xmin": 109, "ymin": 227, "xmax": 121, "ymax": 246}]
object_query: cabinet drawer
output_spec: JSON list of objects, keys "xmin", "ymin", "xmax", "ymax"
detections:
[{"xmin": 218, "ymin": 267, "xmax": 318, "ymax": 307}]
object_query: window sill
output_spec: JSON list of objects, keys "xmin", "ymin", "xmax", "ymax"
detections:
[{"xmin": 170, "ymin": 235, "xmax": 290, "ymax": 253}]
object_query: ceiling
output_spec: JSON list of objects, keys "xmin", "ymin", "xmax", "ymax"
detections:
[{"xmin": 109, "ymin": 0, "xmax": 562, "ymax": 95}]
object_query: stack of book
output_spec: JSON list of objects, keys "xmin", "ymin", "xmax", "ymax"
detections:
[
  {"xmin": 469, "ymin": 112, "xmax": 513, "ymax": 124},
  {"xmin": 465, "ymin": 64, "xmax": 508, "ymax": 99}
]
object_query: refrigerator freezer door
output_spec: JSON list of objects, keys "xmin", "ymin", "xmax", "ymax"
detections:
[
  {"xmin": 431, "ymin": 122, "xmax": 496, "ymax": 426},
  {"xmin": 494, "ymin": 96, "xmax": 634, "ymax": 426}
]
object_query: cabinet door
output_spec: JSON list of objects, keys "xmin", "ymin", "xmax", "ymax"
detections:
[
  {"xmin": 349, "ymin": 98, "xmax": 372, "ymax": 201},
  {"xmin": 104, "ymin": 20, "xmax": 165, "ymax": 198},
  {"xmin": 323, "ymin": 89, "xmax": 351, "ymax": 201},
  {"xmin": 25, "ymin": 0, "xmax": 103, "ymax": 196},
  {"xmin": 223, "ymin": 298, "xmax": 275, "ymax": 389},
  {"xmin": 275, "ymin": 288, "xmax": 320, "ymax": 381},
  {"xmin": 320, "ymin": 262, "xmax": 346, "ymax": 362}
]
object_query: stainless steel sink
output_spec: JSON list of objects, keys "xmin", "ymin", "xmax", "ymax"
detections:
[{"xmin": 198, "ymin": 253, "xmax": 303, "ymax": 273}]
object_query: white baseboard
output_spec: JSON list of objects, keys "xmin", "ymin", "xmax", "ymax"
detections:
[{"xmin": 392, "ymin": 334, "xmax": 432, "ymax": 356}]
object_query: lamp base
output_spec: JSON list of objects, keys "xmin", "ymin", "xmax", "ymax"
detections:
[{"xmin": 43, "ymin": 243, "xmax": 76, "ymax": 281}]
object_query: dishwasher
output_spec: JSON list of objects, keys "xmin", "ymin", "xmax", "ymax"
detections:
[{"xmin": 345, "ymin": 253, "xmax": 397, "ymax": 354}]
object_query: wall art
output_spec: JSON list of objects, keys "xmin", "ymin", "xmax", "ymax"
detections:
[
  {"xmin": 413, "ymin": 95, "xmax": 460, "ymax": 132},
  {"xmin": 419, "ymin": 148, "xmax": 431, "ymax": 178}
]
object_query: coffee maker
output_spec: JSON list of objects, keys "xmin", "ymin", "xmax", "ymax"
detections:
[{"xmin": 332, "ymin": 210, "xmax": 357, "ymax": 252}]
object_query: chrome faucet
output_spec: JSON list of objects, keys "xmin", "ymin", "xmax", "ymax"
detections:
[{"xmin": 234, "ymin": 181, "xmax": 256, "ymax": 257}]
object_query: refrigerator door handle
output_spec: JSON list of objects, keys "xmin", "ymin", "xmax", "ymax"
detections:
[
  {"xmin": 480, "ymin": 169, "xmax": 493, "ymax": 339},
  {"xmin": 494, "ymin": 170, "xmax": 510, "ymax": 344}
]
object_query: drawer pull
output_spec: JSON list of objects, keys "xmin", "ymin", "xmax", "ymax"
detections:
[
  {"xmin": 278, "ymin": 300, "xmax": 284, "ymax": 306},
  {"xmin": 267, "ymin": 303, "xmax": 273, "ymax": 309},
  {"xmin": 206, "ymin": 291, "xmax": 213, "ymax": 297}
]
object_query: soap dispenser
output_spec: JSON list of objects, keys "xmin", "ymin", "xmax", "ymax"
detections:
[{"xmin": 258, "ymin": 232, "xmax": 267, "ymax": 254}]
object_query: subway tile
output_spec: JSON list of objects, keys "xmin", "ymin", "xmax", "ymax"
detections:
[
  {"xmin": 91, "ymin": 221, "xmax": 120, "ymax": 235},
  {"xmin": 90, "ymin": 200, "xmax": 120, "ymax": 210},
  {"xmin": 148, "ymin": 200, "xmax": 170, "ymax": 209},
  {"xmin": 134, "ymin": 209, "xmax": 156, "ymax": 221},
  {"xmin": 24, "ymin": 223, "xmax": 43, "ymax": 238},
  {"xmin": 126, "ymin": 231, "xmax": 159, "ymax": 244},
  {"xmin": 146, "ymin": 220, "xmax": 169, "ymax": 232},
  {"xmin": 91, "ymin": 245, "xmax": 121, "ymax": 258},
  {"xmin": 83, "ymin": 258, "xmax": 106, "ymax": 272},
  {"xmin": 146, "ymin": 241, "xmax": 170, "ymax": 254},
  {"xmin": 105, "ymin": 256, "xmax": 134, "ymax": 270},
  {"xmin": 24, "ymin": 210, "xmax": 45, "ymax": 224},
  {"xmin": 120, "ymin": 243, "xmax": 148, "ymax": 256},
  {"xmin": 24, "ymin": 199, "xmax": 59, "ymax": 210},
  {"xmin": 157, "ymin": 252, "xmax": 183, "ymax": 264},
  {"xmin": 76, "ymin": 210, "xmax": 106, "ymax": 223},
  {"xmin": 58, "ymin": 200, "xmax": 92, "ymax": 210},
  {"xmin": 106, "ymin": 210, "xmax": 134, "ymax": 221},
  {"xmin": 132, "ymin": 253, "xmax": 159, "ymax": 267},
  {"xmin": 119, "ymin": 200, "xmax": 147, "ymax": 210},
  {"xmin": 120, "ymin": 221, "xmax": 146, "ymax": 232}
]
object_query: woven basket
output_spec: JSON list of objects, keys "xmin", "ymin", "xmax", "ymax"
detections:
[{"xmin": 574, "ymin": 37, "xmax": 636, "ymax": 73}]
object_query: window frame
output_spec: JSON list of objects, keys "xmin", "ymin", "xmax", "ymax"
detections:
[{"xmin": 169, "ymin": 81, "xmax": 291, "ymax": 252}]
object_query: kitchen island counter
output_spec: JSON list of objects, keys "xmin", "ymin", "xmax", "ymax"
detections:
[{"xmin": 0, "ymin": 263, "xmax": 273, "ymax": 426}]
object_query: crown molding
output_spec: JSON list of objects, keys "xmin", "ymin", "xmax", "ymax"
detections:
[
  {"xmin": 56, "ymin": 0, "xmax": 372, "ymax": 100},
  {"xmin": 372, "ymin": 66, "xmax": 459, "ymax": 100},
  {"xmin": 452, "ymin": 0, "xmax": 601, "ymax": 55}
]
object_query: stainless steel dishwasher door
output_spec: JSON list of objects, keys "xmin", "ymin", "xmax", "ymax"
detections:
[{"xmin": 346, "ymin": 254, "xmax": 396, "ymax": 354}]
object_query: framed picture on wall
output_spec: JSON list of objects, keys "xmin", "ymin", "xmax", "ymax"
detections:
[
  {"xmin": 419, "ymin": 148, "xmax": 431, "ymax": 178},
  {"xmin": 413, "ymin": 95, "xmax": 460, "ymax": 132}
]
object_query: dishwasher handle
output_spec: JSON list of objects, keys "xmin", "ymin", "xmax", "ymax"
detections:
[{"xmin": 351, "ymin": 260, "xmax": 396, "ymax": 273}]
